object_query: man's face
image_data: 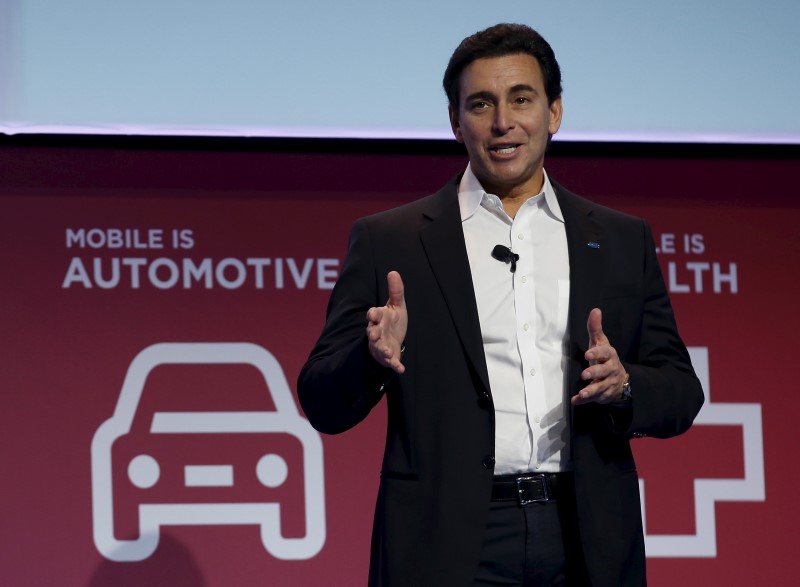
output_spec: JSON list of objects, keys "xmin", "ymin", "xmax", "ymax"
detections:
[{"xmin": 449, "ymin": 53, "xmax": 562, "ymax": 199}]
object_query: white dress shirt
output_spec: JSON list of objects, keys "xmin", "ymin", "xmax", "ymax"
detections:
[{"xmin": 458, "ymin": 164, "xmax": 572, "ymax": 474}]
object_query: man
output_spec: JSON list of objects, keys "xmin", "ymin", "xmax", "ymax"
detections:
[{"xmin": 298, "ymin": 23, "xmax": 703, "ymax": 586}]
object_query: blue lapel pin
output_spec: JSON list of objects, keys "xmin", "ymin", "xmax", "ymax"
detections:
[{"xmin": 587, "ymin": 241, "xmax": 600, "ymax": 249}]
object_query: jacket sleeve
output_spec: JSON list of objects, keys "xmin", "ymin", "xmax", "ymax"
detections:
[
  {"xmin": 297, "ymin": 218, "xmax": 395, "ymax": 435},
  {"xmin": 608, "ymin": 220, "xmax": 704, "ymax": 439}
]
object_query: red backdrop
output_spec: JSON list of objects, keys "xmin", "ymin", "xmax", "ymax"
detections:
[{"xmin": 1, "ymin": 140, "xmax": 797, "ymax": 585}]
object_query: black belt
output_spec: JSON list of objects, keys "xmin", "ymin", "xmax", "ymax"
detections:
[{"xmin": 491, "ymin": 473, "xmax": 571, "ymax": 505}]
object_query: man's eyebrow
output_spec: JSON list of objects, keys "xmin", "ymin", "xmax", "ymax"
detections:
[
  {"xmin": 509, "ymin": 84, "xmax": 539, "ymax": 94},
  {"xmin": 463, "ymin": 91, "xmax": 495, "ymax": 103}
]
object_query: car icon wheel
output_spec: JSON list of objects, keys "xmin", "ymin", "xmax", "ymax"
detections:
[
  {"xmin": 128, "ymin": 454, "xmax": 160, "ymax": 489},
  {"xmin": 256, "ymin": 454, "xmax": 288, "ymax": 488}
]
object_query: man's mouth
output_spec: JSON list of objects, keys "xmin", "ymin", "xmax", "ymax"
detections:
[{"xmin": 490, "ymin": 145, "xmax": 519, "ymax": 155}]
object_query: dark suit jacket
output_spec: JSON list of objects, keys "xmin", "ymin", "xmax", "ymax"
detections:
[{"xmin": 298, "ymin": 175, "xmax": 704, "ymax": 586}]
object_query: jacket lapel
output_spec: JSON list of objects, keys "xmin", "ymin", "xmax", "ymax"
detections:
[{"xmin": 418, "ymin": 180, "xmax": 492, "ymax": 398}]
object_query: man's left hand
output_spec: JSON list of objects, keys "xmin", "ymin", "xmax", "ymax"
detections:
[{"xmin": 572, "ymin": 308, "xmax": 627, "ymax": 405}]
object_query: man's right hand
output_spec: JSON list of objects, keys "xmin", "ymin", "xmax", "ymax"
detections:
[{"xmin": 366, "ymin": 271, "xmax": 408, "ymax": 374}]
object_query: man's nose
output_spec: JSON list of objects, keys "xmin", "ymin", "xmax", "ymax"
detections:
[{"xmin": 492, "ymin": 104, "xmax": 514, "ymax": 134}]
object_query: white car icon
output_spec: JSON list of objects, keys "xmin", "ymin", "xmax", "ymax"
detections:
[{"xmin": 91, "ymin": 342, "xmax": 326, "ymax": 562}]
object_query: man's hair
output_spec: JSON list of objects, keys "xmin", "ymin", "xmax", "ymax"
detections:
[{"xmin": 443, "ymin": 23, "xmax": 563, "ymax": 110}]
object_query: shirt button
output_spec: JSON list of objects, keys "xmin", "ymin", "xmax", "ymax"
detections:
[
  {"xmin": 518, "ymin": 234, "xmax": 524, "ymax": 240},
  {"xmin": 523, "ymin": 323, "xmax": 529, "ymax": 331},
  {"xmin": 530, "ymin": 368, "xmax": 536, "ymax": 376},
  {"xmin": 534, "ymin": 415, "xmax": 541, "ymax": 423},
  {"xmin": 521, "ymin": 276, "xmax": 527, "ymax": 283},
  {"xmin": 535, "ymin": 463, "xmax": 541, "ymax": 470},
  {"xmin": 482, "ymin": 455, "xmax": 495, "ymax": 470}
]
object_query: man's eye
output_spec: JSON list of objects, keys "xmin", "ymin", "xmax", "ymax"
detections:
[
  {"xmin": 514, "ymin": 97, "xmax": 530, "ymax": 105},
  {"xmin": 470, "ymin": 101, "xmax": 488, "ymax": 110}
]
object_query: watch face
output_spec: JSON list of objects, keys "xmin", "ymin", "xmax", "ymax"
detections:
[{"xmin": 623, "ymin": 383, "xmax": 632, "ymax": 399}]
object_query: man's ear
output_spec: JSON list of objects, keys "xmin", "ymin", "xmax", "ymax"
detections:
[
  {"xmin": 548, "ymin": 96, "xmax": 563, "ymax": 136},
  {"xmin": 449, "ymin": 105, "xmax": 464, "ymax": 143}
]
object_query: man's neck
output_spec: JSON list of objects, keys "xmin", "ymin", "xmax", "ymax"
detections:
[{"xmin": 485, "ymin": 173, "xmax": 545, "ymax": 219}]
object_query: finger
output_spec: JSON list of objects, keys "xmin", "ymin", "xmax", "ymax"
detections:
[
  {"xmin": 368, "ymin": 335, "xmax": 391, "ymax": 359},
  {"xmin": 572, "ymin": 382, "xmax": 612, "ymax": 405},
  {"xmin": 368, "ymin": 342, "xmax": 405, "ymax": 374},
  {"xmin": 388, "ymin": 357, "xmax": 406, "ymax": 375},
  {"xmin": 582, "ymin": 363, "xmax": 612, "ymax": 381},
  {"xmin": 572, "ymin": 386, "xmax": 598, "ymax": 405},
  {"xmin": 573, "ymin": 392, "xmax": 612, "ymax": 406},
  {"xmin": 585, "ymin": 345, "xmax": 615, "ymax": 363},
  {"xmin": 586, "ymin": 307, "xmax": 608, "ymax": 348},
  {"xmin": 366, "ymin": 324, "xmax": 382, "ymax": 342},
  {"xmin": 386, "ymin": 271, "xmax": 405, "ymax": 308},
  {"xmin": 366, "ymin": 306, "xmax": 385, "ymax": 326}
]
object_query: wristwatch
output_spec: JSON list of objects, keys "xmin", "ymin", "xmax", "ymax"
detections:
[{"xmin": 621, "ymin": 372, "xmax": 632, "ymax": 401}]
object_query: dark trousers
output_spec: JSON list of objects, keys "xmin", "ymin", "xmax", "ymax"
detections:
[{"xmin": 474, "ymin": 477, "xmax": 590, "ymax": 586}]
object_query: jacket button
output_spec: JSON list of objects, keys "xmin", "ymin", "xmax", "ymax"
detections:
[{"xmin": 482, "ymin": 455, "xmax": 495, "ymax": 469}]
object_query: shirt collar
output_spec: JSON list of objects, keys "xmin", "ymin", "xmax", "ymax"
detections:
[{"xmin": 457, "ymin": 163, "xmax": 564, "ymax": 223}]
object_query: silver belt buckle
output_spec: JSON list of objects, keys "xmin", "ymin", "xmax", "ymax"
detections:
[{"xmin": 516, "ymin": 474, "xmax": 549, "ymax": 505}]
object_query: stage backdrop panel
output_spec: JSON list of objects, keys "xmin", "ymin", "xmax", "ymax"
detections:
[{"xmin": 1, "ymin": 141, "xmax": 797, "ymax": 586}]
